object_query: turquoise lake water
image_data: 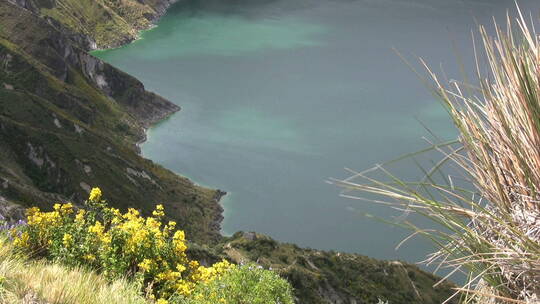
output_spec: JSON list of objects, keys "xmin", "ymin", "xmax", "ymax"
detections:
[{"xmin": 94, "ymin": 0, "xmax": 540, "ymax": 269}]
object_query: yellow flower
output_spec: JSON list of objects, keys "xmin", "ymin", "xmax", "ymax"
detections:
[
  {"xmin": 173, "ymin": 230, "xmax": 185, "ymax": 241},
  {"xmin": 13, "ymin": 232, "xmax": 30, "ymax": 248},
  {"xmin": 88, "ymin": 221, "xmax": 104, "ymax": 235},
  {"xmin": 25, "ymin": 207, "xmax": 40, "ymax": 220},
  {"xmin": 156, "ymin": 299, "xmax": 168, "ymax": 304},
  {"xmin": 189, "ymin": 260, "xmax": 199, "ymax": 268},
  {"xmin": 84, "ymin": 254, "xmax": 96, "ymax": 261},
  {"xmin": 145, "ymin": 217, "xmax": 161, "ymax": 231},
  {"xmin": 62, "ymin": 233, "xmax": 73, "ymax": 247},
  {"xmin": 88, "ymin": 187, "xmax": 102, "ymax": 202},
  {"xmin": 175, "ymin": 281, "xmax": 193, "ymax": 295},
  {"xmin": 60, "ymin": 203, "xmax": 73, "ymax": 214},
  {"xmin": 75, "ymin": 209, "xmax": 86, "ymax": 223},
  {"xmin": 163, "ymin": 221, "xmax": 176, "ymax": 237},
  {"xmin": 194, "ymin": 260, "xmax": 233, "ymax": 283},
  {"xmin": 109, "ymin": 208, "xmax": 122, "ymax": 217},
  {"xmin": 156, "ymin": 237, "xmax": 166, "ymax": 249},
  {"xmin": 88, "ymin": 221, "xmax": 111, "ymax": 244},
  {"xmin": 172, "ymin": 230, "xmax": 187, "ymax": 253},
  {"xmin": 156, "ymin": 270, "xmax": 180, "ymax": 281},
  {"xmin": 107, "ymin": 208, "xmax": 122, "ymax": 224},
  {"xmin": 152, "ymin": 204, "xmax": 165, "ymax": 217},
  {"xmin": 123, "ymin": 208, "xmax": 140, "ymax": 220},
  {"xmin": 176, "ymin": 263, "xmax": 186, "ymax": 273},
  {"xmin": 138, "ymin": 259, "xmax": 153, "ymax": 272}
]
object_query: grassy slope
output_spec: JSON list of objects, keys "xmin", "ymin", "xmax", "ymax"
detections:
[
  {"xmin": 29, "ymin": 0, "xmax": 174, "ymax": 48},
  {"xmin": 0, "ymin": 1, "xmax": 222, "ymax": 243}
]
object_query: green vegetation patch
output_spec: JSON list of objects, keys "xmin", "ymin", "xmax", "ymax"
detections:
[
  {"xmin": 38, "ymin": 0, "xmax": 164, "ymax": 48},
  {"xmin": 4, "ymin": 189, "xmax": 294, "ymax": 304},
  {"xmin": 215, "ymin": 232, "xmax": 457, "ymax": 304}
]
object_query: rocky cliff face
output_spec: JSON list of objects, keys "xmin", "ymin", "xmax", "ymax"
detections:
[{"xmin": 1, "ymin": 1, "xmax": 179, "ymax": 127}]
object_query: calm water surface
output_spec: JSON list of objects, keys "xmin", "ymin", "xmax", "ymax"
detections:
[{"xmin": 94, "ymin": 0, "xmax": 540, "ymax": 266}]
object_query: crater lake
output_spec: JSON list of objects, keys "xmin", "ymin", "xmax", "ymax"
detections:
[{"xmin": 94, "ymin": 0, "xmax": 540, "ymax": 267}]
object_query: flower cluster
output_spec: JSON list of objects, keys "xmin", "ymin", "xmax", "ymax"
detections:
[
  {"xmin": 12, "ymin": 188, "xmax": 233, "ymax": 302},
  {"xmin": 0, "ymin": 218, "xmax": 26, "ymax": 240}
]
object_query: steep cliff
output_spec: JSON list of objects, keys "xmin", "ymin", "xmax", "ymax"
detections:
[{"xmin": 0, "ymin": 0, "xmax": 223, "ymax": 243}]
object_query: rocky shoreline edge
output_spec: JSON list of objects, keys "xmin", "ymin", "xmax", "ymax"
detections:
[{"xmin": 96, "ymin": 0, "xmax": 229, "ymax": 235}]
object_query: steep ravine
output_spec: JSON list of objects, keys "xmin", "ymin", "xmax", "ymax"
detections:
[{"xmin": 0, "ymin": 1, "xmax": 457, "ymax": 302}]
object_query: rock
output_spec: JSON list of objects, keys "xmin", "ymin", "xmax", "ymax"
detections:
[
  {"xmin": 242, "ymin": 231, "xmax": 257, "ymax": 241},
  {"xmin": 73, "ymin": 123, "xmax": 84, "ymax": 134},
  {"xmin": 27, "ymin": 142, "xmax": 44, "ymax": 168},
  {"xmin": 53, "ymin": 117, "xmax": 62, "ymax": 128},
  {"xmin": 79, "ymin": 182, "xmax": 91, "ymax": 193},
  {"xmin": 126, "ymin": 167, "xmax": 157, "ymax": 185},
  {"xmin": 0, "ymin": 195, "xmax": 25, "ymax": 221}
]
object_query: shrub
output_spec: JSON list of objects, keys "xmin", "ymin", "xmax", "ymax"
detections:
[
  {"xmin": 9, "ymin": 188, "xmax": 295, "ymax": 303},
  {"xmin": 11, "ymin": 188, "xmax": 233, "ymax": 302},
  {"xmin": 181, "ymin": 263, "xmax": 295, "ymax": 304}
]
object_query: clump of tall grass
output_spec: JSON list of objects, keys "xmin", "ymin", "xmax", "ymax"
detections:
[
  {"xmin": 333, "ymin": 7, "xmax": 540, "ymax": 304},
  {"xmin": 0, "ymin": 236, "xmax": 147, "ymax": 304}
]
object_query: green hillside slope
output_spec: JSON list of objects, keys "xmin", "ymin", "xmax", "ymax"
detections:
[
  {"xmin": 7, "ymin": 0, "xmax": 178, "ymax": 48},
  {"xmin": 0, "ymin": 1, "xmax": 223, "ymax": 243}
]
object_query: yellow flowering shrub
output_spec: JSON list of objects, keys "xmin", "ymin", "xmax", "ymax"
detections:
[{"xmin": 13, "ymin": 188, "xmax": 234, "ymax": 301}]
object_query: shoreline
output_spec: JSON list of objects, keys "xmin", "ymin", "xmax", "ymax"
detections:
[
  {"xmin": 137, "ymin": 113, "xmax": 229, "ymax": 234},
  {"xmin": 134, "ymin": 106, "xmax": 180, "ymax": 155},
  {"xmin": 95, "ymin": 0, "xmax": 229, "ymax": 235}
]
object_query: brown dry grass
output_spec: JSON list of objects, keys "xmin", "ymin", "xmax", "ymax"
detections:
[{"xmin": 0, "ymin": 237, "xmax": 147, "ymax": 304}]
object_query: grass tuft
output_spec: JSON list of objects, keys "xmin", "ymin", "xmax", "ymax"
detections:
[{"xmin": 0, "ymin": 236, "xmax": 146, "ymax": 304}]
